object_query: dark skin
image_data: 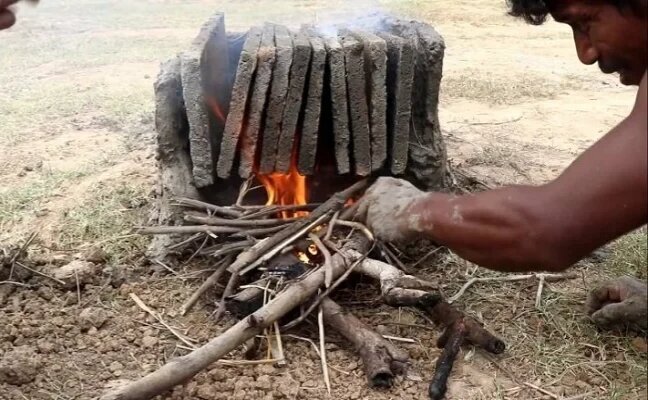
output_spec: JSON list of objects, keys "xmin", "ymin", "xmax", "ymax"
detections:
[
  {"xmin": 0, "ymin": 0, "xmax": 18, "ymax": 30},
  {"xmin": 360, "ymin": 0, "xmax": 647, "ymax": 330},
  {"xmin": 365, "ymin": 0, "xmax": 647, "ymax": 272}
]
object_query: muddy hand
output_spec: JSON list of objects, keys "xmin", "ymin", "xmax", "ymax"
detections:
[
  {"xmin": 356, "ymin": 177, "xmax": 426, "ymax": 243},
  {"xmin": 586, "ymin": 276, "xmax": 647, "ymax": 332}
]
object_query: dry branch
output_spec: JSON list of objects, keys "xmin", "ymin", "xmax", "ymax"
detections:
[
  {"xmin": 184, "ymin": 213, "xmax": 297, "ymax": 227},
  {"xmin": 349, "ymin": 252, "xmax": 505, "ymax": 355},
  {"xmin": 180, "ymin": 256, "xmax": 233, "ymax": 316},
  {"xmin": 173, "ymin": 197, "xmax": 243, "ymax": 218},
  {"xmin": 428, "ymin": 319, "xmax": 466, "ymax": 400},
  {"xmin": 321, "ymin": 297, "xmax": 409, "ymax": 388},
  {"xmin": 101, "ymin": 235, "xmax": 370, "ymax": 400}
]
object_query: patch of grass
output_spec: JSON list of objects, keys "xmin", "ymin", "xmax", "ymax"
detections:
[
  {"xmin": 603, "ymin": 230, "xmax": 647, "ymax": 280},
  {"xmin": 0, "ymin": 169, "xmax": 89, "ymax": 228},
  {"xmin": 441, "ymin": 68, "xmax": 586, "ymax": 105},
  {"xmin": 57, "ymin": 181, "xmax": 149, "ymax": 264}
]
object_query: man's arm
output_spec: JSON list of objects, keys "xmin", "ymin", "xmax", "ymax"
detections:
[{"xmin": 362, "ymin": 73, "xmax": 647, "ymax": 272}]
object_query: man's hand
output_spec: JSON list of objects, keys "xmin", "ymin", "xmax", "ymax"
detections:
[
  {"xmin": 586, "ymin": 276, "xmax": 647, "ymax": 332},
  {"xmin": 0, "ymin": 0, "xmax": 19, "ymax": 30},
  {"xmin": 356, "ymin": 177, "xmax": 427, "ymax": 243}
]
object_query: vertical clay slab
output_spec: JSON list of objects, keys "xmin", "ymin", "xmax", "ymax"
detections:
[
  {"xmin": 181, "ymin": 51, "xmax": 212, "ymax": 188},
  {"xmin": 258, "ymin": 24, "xmax": 293, "ymax": 174},
  {"xmin": 200, "ymin": 13, "xmax": 231, "ymax": 178},
  {"xmin": 382, "ymin": 18, "xmax": 447, "ymax": 190},
  {"xmin": 324, "ymin": 35, "xmax": 351, "ymax": 175},
  {"xmin": 238, "ymin": 25, "xmax": 276, "ymax": 178},
  {"xmin": 150, "ymin": 56, "xmax": 200, "ymax": 260},
  {"xmin": 378, "ymin": 32, "xmax": 414, "ymax": 175},
  {"xmin": 275, "ymin": 30, "xmax": 312, "ymax": 173},
  {"xmin": 341, "ymin": 35, "xmax": 371, "ymax": 177},
  {"xmin": 351, "ymin": 30, "xmax": 388, "ymax": 172},
  {"xmin": 216, "ymin": 27, "xmax": 263, "ymax": 179},
  {"xmin": 297, "ymin": 30, "xmax": 326, "ymax": 175}
]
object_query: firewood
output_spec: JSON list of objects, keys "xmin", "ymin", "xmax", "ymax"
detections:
[
  {"xmin": 321, "ymin": 297, "xmax": 409, "ymax": 388},
  {"xmin": 428, "ymin": 319, "xmax": 466, "ymax": 400},
  {"xmin": 100, "ymin": 234, "xmax": 370, "ymax": 400},
  {"xmin": 184, "ymin": 213, "xmax": 297, "ymax": 227}
]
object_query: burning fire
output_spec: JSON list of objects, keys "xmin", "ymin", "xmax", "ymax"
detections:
[
  {"xmin": 206, "ymin": 95, "xmax": 308, "ymax": 219},
  {"xmin": 255, "ymin": 159, "xmax": 308, "ymax": 218}
]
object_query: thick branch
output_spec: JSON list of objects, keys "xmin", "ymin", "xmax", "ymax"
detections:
[
  {"xmin": 321, "ymin": 298, "xmax": 409, "ymax": 388},
  {"xmin": 349, "ymin": 252, "xmax": 505, "ymax": 355},
  {"xmin": 101, "ymin": 235, "xmax": 370, "ymax": 400}
]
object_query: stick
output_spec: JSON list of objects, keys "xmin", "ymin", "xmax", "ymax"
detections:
[
  {"xmin": 321, "ymin": 297, "xmax": 409, "ymax": 388},
  {"xmin": 180, "ymin": 256, "xmax": 232, "ymax": 316},
  {"xmin": 137, "ymin": 225, "xmax": 242, "ymax": 235},
  {"xmin": 309, "ymin": 233, "xmax": 333, "ymax": 288},
  {"xmin": 317, "ymin": 304, "xmax": 332, "ymax": 394},
  {"xmin": 14, "ymin": 261, "xmax": 65, "ymax": 285},
  {"xmin": 130, "ymin": 293, "xmax": 197, "ymax": 349},
  {"xmin": 184, "ymin": 213, "xmax": 297, "ymax": 227},
  {"xmin": 100, "ymin": 235, "xmax": 370, "ymax": 400},
  {"xmin": 523, "ymin": 382, "xmax": 560, "ymax": 399},
  {"xmin": 239, "ymin": 203, "xmax": 322, "ymax": 220},
  {"xmin": 208, "ymin": 240, "xmax": 255, "ymax": 258},
  {"xmin": 429, "ymin": 319, "xmax": 466, "ymax": 400},
  {"xmin": 173, "ymin": 197, "xmax": 243, "ymax": 218},
  {"xmin": 535, "ymin": 274, "xmax": 546, "ymax": 310},
  {"xmin": 334, "ymin": 220, "xmax": 374, "ymax": 241},
  {"xmin": 8, "ymin": 231, "xmax": 37, "ymax": 280},
  {"xmin": 350, "ymin": 253, "xmax": 505, "ymax": 355},
  {"xmin": 448, "ymin": 272, "xmax": 578, "ymax": 303}
]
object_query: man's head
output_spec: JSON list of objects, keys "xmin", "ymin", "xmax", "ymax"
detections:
[{"xmin": 507, "ymin": 0, "xmax": 647, "ymax": 85}]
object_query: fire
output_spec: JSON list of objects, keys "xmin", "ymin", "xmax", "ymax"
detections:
[
  {"xmin": 205, "ymin": 95, "xmax": 308, "ymax": 219},
  {"xmin": 256, "ymin": 159, "xmax": 308, "ymax": 218}
]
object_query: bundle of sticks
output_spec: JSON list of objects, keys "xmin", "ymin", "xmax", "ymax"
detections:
[{"xmin": 105, "ymin": 180, "xmax": 505, "ymax": 400}]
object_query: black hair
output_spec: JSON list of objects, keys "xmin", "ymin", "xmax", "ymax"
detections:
[{"xmin": 507, "ymin": 0, "xmax": 647, "ymax": 25}]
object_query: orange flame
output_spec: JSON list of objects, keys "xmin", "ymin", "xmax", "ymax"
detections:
[
  {"xmin": 256, "ymin": 159, "xmax": 308, "ymax": 218},
  {"xmin": 206, "ymin": 95, "xmax": 308, "ymax": 218}
]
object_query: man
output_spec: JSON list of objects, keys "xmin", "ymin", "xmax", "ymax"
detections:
[{"xmin": 359, "ymin": 0, "xmax": 647, "ymax": 332}]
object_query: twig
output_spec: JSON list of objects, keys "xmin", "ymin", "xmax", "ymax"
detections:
[
  {"xmin": 239, "ymin": 203, "xmax": 322, "ymax": 220},
  {"xmin": 409, "ymin": 246, "xmax": 443, "ymax": 269},
  {"xmin": 334, "ymin": 220, "xmax": 375, "ymax": 241},
  {"xmin": 378, "ymin": 242, "xmax": 408, "ymax": 272},
  {"xmin": 535, "ymin": 274, "xmax": 546, "ymax": 310},
  {"xmin": 0, "ymin": 281, "xmax": 32, "ymax": 287},
  {"xmin": 523, "ymin": 382, "xmax": 559, "ymax": 399},
  {"xmin": 167, "ymin": 233, "xmax": 204, "ymax": 251},
  {"xmin": 137, "ymin": 225, "xmax": 241, "ymax": 235},
  {"xmin": 309, "ymin": 233, "xmax": 333, "ymax": 288},
  {"xmin": 173, "ymin": 197, "xmax": 243, "ymax": 218},
  {"xmin": 14, "ymin": 261, "xmax": 65, "ymax": 285},
  {"xmin": 101, "ymin": 235, "xmax": 369, "ymax": 400},
  {"xmin": 448, "ymin": 273, "xmax": 578, "ymax": 303},
  {"xmin": 180, "ymin": 256, "xmax": 232, "ymax": 316},
  {"xmin": 318, "ymin": 304, "xmax": 332, "ymax": 394},
  {"xmin": 324, "ymin": 211, "xmax": 340, "ymax": 241},
  {"xmin": 236, "ymin": 177, "xmax": 253, "ymax": 206},
  {"xmin": 9, "ymin": 231, "xmax": 37, "ymax": 280},
  {"xmin": 75, "ymin": 269, "xmax": 81, "ymax": 305},
  {"xmin": 382, "ymin": 335, "xmax": 416, "ymax": 344},
  {"xmin": 130, "ymin": 293, "xmax": 197, "ymax": 349},
  {"xmin": 209, "ymin": 240, "xmax": 255, "ymax": 258},
  {"xmin": 152, "ymin": 259, "xmax": 179, "ymax": 276},
  {"xmin": 237, "ymin": 213, "xmax": 331, "ymax": 276},
  {"xmin": 183, "ymin": 234, "xmax": 210, "ymax": 265},
  {"xmin": 281, "ymin": 241, "xmax": 375, "ymax": 330},
  {"xmin": 184, "ymin": 213, "xmax": 296, "ymax": 227}
]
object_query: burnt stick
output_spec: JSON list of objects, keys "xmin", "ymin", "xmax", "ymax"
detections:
[{"xmin": 428, "ymin": 319, "xmax": 467, "ymax": 400}]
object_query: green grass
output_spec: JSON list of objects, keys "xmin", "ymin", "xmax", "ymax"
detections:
[
  {"xmin": 0, "ymin": 169, "xmax": 90, "ymax": 228},
  {"xmin": 57, "ymin": 181, "xmax": 149, "ymax": 264}
]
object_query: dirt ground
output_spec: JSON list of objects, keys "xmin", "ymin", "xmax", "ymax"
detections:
[{"xmin": 0, "ymin": 1, "xmax": 646, "ymax": 399}]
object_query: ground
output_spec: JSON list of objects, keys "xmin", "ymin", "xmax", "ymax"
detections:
[{"xmin": 0, "ymin": 1, "xmax": 646, "ymax": 399}]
